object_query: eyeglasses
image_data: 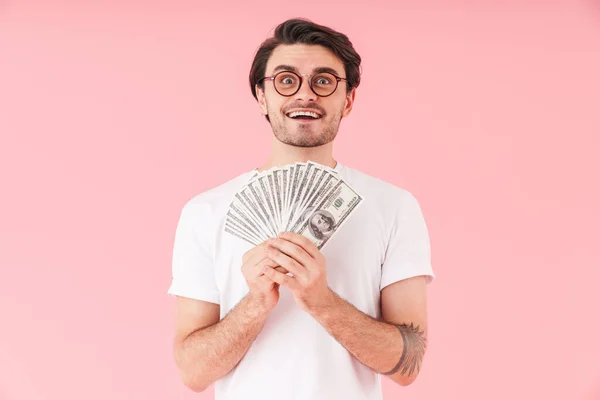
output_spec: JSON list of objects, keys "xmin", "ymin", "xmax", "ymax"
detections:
[{"xmin": 258, "ymin": 70, "xmax": 348, "ymax": 97}]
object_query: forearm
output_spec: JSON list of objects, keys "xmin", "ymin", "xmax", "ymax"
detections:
[
  {"xmin": 310, "ymin": 290, "xmax": 427, "ymax": 386},
  {"xmin": 176, "ymin": 293, "xmax": 270, "ymax": 392}
]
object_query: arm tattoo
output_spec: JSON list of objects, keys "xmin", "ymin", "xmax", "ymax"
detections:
[{"xmin": 381, "ymin": 322, "xmax": 427, "ymax": 377}]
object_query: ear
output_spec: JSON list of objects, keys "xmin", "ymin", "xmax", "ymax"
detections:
[
  {"xmin": 256, "ymin": 84, "xmax": 268, "ymax": 115},
  {"xmin": 342, "ymin": 87, "xmax": 356, "ymax": 118}
]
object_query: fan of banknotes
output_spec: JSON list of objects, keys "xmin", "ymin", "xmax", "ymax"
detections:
[{"xmin": 224, "ymin": 161, "xmax": 363, "ymax": 250}]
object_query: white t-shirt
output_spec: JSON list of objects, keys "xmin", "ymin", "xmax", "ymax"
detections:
[{"xmin": 168, "ymin": 162, "xmax": 435, "ymax": 400}]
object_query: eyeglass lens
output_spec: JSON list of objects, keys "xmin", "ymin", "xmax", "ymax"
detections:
[{"xmin": 274, "ymin": 72, "xmax": 337, "ymax": 96}]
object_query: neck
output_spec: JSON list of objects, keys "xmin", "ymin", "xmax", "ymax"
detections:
[{"xmin": 257, "ymin": 137, "xmax": 337, "ymax": 172}]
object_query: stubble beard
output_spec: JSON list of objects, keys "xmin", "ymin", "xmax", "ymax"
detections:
[{"xmin": 270, "ymin": 109, "xmax": 343, "ymax": 148}]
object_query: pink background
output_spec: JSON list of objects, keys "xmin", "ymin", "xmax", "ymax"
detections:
[{"xmin": 1, "ymin": 1, "xmax": 599, "ymax": 399}]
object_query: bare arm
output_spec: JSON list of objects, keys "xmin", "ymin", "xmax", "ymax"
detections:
[
  {"xmin": 172, "ymin": 241, "xmax": 284, "ymax": 392},
  {"xmin": 173, "ymin": 294, "xmax": 271, "ymax": 392},
  {"xmin": 261, "ymin": 233, "xmax": 430, "ymax": 387},
  {"xmin": 309, "ymin": 276, "xmax": 428, "ymax": 386}
]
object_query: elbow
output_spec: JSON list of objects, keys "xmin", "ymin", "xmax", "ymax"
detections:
[
  {"xmin": 386, "ymin": 368, "xmax": 420, "ymax": 387},
  {"xmin": 174, "ymin": 349, "xmax": 210, "ymax": 393},
  {"xmin": 389, "ymin": 373, "xmax": 418, "ymax": 387},
  {"xmin": 397, "ymin": 375, "xmax": 417, "ymax": 387},
  {"xmin": 180, "ymin": 370, "xmax": 210, "ymax": 393},
  {"xmin": 187, "ymin": 382, "xmax": 209, "ymax": 393}
]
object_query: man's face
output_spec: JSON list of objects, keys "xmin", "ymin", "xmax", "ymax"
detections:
[{"xmin": 256, "ymin": 44, "xmax": 356, "ymax": 148}]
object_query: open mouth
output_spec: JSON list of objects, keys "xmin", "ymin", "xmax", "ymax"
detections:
[{"xmin": 285, "ymin": 111, "xmax": 323, "ymax": 121}]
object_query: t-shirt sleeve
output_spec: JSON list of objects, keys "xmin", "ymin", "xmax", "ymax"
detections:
[
  {"xmin": 167, "ymin": 201, "xmax": 220, "ymax": 304},
  {"xmin": 380, "ymin": 191, "xmax": 436, "ymax": 291}
]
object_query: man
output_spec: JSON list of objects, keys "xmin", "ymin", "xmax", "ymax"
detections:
[{"xmin": 168, "ymin": 18, "xmax": 436, "ymax": 400}]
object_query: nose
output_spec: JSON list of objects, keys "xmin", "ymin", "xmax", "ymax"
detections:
[{"xmin": 294, "ymin": 74, "xmax": 317, "ymax": 101}]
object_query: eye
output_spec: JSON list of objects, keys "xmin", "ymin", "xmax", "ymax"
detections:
[
  {"xmin": 313, "ymin": 73, "xmax": 335, "ymax": 87},
  {"xmin": 276, "ymin": 73, "xmax": 297, "ymax": 86}
]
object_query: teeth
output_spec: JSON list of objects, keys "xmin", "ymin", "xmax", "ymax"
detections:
[{"xmin": 287, "ymin": 111, "xmax": 320, "ymax": 119}]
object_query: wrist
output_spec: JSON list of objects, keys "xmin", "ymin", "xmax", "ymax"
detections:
[
  {"xmin": 306, "ymin": 287, "xmax": 337, "ymax": 318},
  {"xmin": 245, "ymin": 292, "xmax": 275, "ymax": 317}
]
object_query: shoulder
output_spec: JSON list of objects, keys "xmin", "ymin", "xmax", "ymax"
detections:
[{"xmin": 341, "ymin": 165, "xmax": 417, "ymax": 213}]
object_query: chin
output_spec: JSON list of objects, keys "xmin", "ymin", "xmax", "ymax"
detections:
[
  {"xmin": 271, "ymin": 119, "xmax": 339, "ymax": 148},
  {"xmin": 273, "ymin": 128, "xmax": 325, "ymax": 145}
]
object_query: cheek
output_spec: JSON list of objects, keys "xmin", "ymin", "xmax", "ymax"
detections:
[
  {"xmin": 268, "ymin": 101, "xmax": 285, "ymax": 117},
  {"xmin": 327, "ymin": 98, "xmax": 346, "ymax": 118},
  {"xmin": 265, "ymin": 91, "xmax": 283, "ymax": 114}
]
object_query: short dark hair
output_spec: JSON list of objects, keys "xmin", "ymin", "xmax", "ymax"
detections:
[{"xmin": 249, "ymin": 18, "xmax": 362, "ymax": 122}]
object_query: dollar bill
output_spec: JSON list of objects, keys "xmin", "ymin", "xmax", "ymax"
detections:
[
  {"xmin": 224, "ymin": 161, "xmax": 360, "ymax": 247},
  {"xmin": 257, "ymin": 175, "xmax": 278, "ymax": 234},
  {"xmin": 285, "ymin": 163, "xmax": 311, "ymax": 231},
  {"xmin": 270, "ymin": 171, "xmax": 282, "ymax": 231},
  {"xmin": 296, "ymin": 179, "xmax": 363, "ymax": 249},
  {"xmin": 224, "ymin": 222, "xmax": 259, "ymax": 245},
  {"xmin": 245, "ymin": 180, "xmax": 278, "ymax": 237},
  {"xmin": 226, "ymin": 208, "xmax": 267, "ymax": 243},
  {"xmin": 233, "ymin": 191, "xmax": 275, "ymax": 239},
  {"xmin": 284, "ymin": 164, "xmax": 298, "ymax": 225},
  {"xmin": 281, "ymin": 167, "xmax": 289, "ymax": 226},
  {"xmin": 228, "ymin": 200, "xmax": 270, "ymax": 242},
  {"xmin": 289, "ymin": 170, "xmax": 339, "ymax": 233},
  {"xmin": 297, "ymin": 163, "xmax": 322, "ymax": 212}
]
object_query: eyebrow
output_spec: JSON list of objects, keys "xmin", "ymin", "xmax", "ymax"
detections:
[{"xmin": 271, "ymin": 64, "xmax": 343, "ymax": 77}]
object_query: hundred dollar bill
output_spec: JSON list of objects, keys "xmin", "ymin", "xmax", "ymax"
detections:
[
  {"xmin": 232, "ymin": 191, "xmax": 275, "ymax": 239},
  {"xmin": 289, "ymin": 170, "xmax": 339, "ymax": 233},
  {"xmin": 291, "ymin": 164, "xmax": 306, "ymax": 226},
  {"xmin": 272, "ymin": 170, "xmax": 283, "ymax": 231},
  {"xmin": 288, "ymin": 162, "xmax": 328, "ymax": 231},
  {"xmin": 240, "ymin": 200, "xmax": 273, "ymax": 240},
  {"xmin": 244, "ymin": 166, "xmax": 278, "ymax": 232},
  {"xmin": 285, "ymin": 162, "xmax": 314, "ymax": 231},
  {"xmin": 284, "ymin": 164, "xmax": 296, "ymax": 225},
  {"xmin": 224, "ymin": 161, "xmax": 352, "ymax": 245},
  {"xmin": 296, "ymin": 179, "xmax": 363, "ymax": 249},
  {"xmin": 265, "ymin": 174, "xmax": 279, "ymax": 232},
  {"xmin": 281, "ymin": 167, "xmax": 289, "ymax": 225},
  {"xmin": 224, "ymin": 225, "xmax": 258, "ymax": 246},
  {"xmin": 296, "ymin": 163, "xmax": 322, "ymax": 212},
  {"xmin": 257, "ymin": 175, "xmax": 278, "ymax": 234},
  {"xmin": 226, "ymin": 208, "xmax": 267, "ymax": 243},
  {"xmin": 225, "ymin": 220, "xmax": 260, "ymax": 244},
  {"xmin": 229, "ymin": 195, "xmax": 265, "ymax": 236},
  {"xmin": 244, "ymin": 180, "xmax": 278, "ymax": 237}
]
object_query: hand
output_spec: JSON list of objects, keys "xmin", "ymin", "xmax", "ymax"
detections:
[
  {"xmin": 241, "ymin": 240, "xmax": 288, "ymax": 313},
  {"xmin": 261, "ymin": 232, "xmax": 333, "ymax": 314}
]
